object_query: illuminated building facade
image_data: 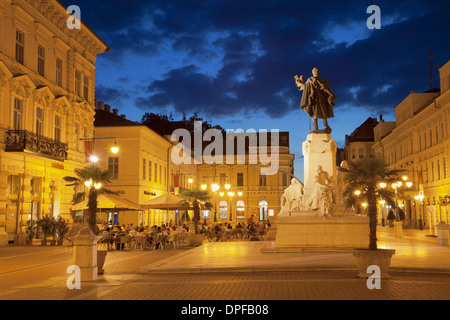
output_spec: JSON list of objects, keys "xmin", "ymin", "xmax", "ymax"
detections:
[
  {"xmin": 0, "ymin": 0, "xmax": 108, "ymax": 244},
  {"xmin": 372, "ymin": 60, "xmax": 450, "ymax": 232}
]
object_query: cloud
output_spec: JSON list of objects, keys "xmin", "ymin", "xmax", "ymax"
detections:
[
  {"xmin": 95, "ymin": 84, "xmax": 130, "ymax": 106},
  {"xmin": 63, "ymin": 0, "xmax": 450, "ymax": 119}
]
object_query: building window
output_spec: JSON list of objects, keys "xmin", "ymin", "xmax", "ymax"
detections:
[
  {"xmin": 143, "ymin": 159, "xmax": 146, "ymax": 180},
  {"xmin": 436, "ymin": 126, "xmax": 439, "ymax": 143},
  {"xmin": 236, "ymin": 200, "xmax": 245, "ymax": 219},
  {"xmin": 13, "ymin": 98, "xmax": 23, "ymax": 130},
  {"xmin": 444, "ymin": 157, "xmax": 447, "ymax": 179},
  {"xmin": 108, "ymin": 157, "xmax": 119, "ymax": 179},
  {"xmin": 358, "ymin": 148, "xmax": 364, "ymax": 158},
  {"xmin": 54, "ymin": 115, "xmax": 61, "ymax": 141},
  {"xmin": 7, "ymin": 175, "xmax": 20, "ymax": 196},
  {"xmin": 15, "ymin": 30, "xmax": 24, "ymax": 64},
  {"xmin": 36, "ymin": 107, "xmax": 43, "ymax": 136},
  {"xmin": 430, "ymin": 130, "xmax": 432, "ymax": 147},
  {"xmin": 159, "ymin": 165, "xmax": 162, "ymax": 184},
  {"xmin": 259, "ymin": 173, "xmax": 266, "ymax": 186},
  {"xmin": 424, "ymin": 132, "xmax": 427, "ymax": 149},
  {"xmin": 148, "ymin": 160, "xmax": 152, "ymax": 181},
  {"xmin": 38, "ymin": 45, "xmax": 45, "ymax": 76},
  {"xmin": 154, "ymin": 163, "xmax": 157, "ymax": 183},
  {"xmin": 437, "ymin": 160, "xmax": 441, "ymax": 180},
  {"xmin": 164, "ymin": 166, "xmax": 166, "ymax": 186},
  {"xmin": 237, "ymin": 173, "xmax": 244, "ymax": 187},
  {"xmin": 56, "ymin": 58, "xmax": 63, "ymax": 86},
  {"xmin": 282, "ymin": 172, "xmax": 288, "ymax": 186},
  {"xmin": 83, "ymin": 75, "xmax": 89, "ymax": 101},
  {"xmin": 431, "ymin": 162, "xmax": 434, "ymax": 181},
  {"xmin": 73, "ymin": 122, "xmax": 79, "ymax": 150},
  {"xmin": 74, "ymin": 70, "xmax": 81, "ymax": 96},
  {"xmin": 219, "ymin": 173, "xmax": 226, "ymax": 186},
  {"xmin": 30, "ymin": 177, "xmax": 41, "ymax": 197},
  {"xmin": 219, "ymin": 200, "xmax": 228, "ymax": 219}
]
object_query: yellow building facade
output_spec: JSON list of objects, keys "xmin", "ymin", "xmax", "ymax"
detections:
[
  {"xmin": 372, "ymin": 60, "xmax": 450, "ymax": 232},
  {"xmin": 93, "ymin": 105, "xmax": 294, "ymax": 228},
  {"xmin": 0, "ymin": 0, "xmax": 108, "ymax": 244},
  {"xmin": 198, "ymin": 132, "xmax": 294, "ymax": 224},
  {"xmin": 93, "ymin": 103, "xmax": 198, "ymax": 228}
]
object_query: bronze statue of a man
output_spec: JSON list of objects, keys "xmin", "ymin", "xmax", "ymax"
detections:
[{"xmin": 294, "ymin": 67, "xmax": 336, "ymax": 133}]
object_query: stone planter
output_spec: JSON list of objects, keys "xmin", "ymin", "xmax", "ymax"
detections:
[
  {"xmin": 25, "ymin": 239, "xmax": 33, "ymax": 245},
  {"xmin": 353, "ymin": 248, "xmax": 396, "ymax": 278},
  {"xmin": 97, "ymin": 250, "xmax": 108, "ymax": 275},
  {"xmin": 189, "ymin": 233, "xmax": 204, "ymax": 247}
]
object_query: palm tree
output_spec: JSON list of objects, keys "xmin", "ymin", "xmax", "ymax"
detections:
[
  {"xmin": 339, "ymin": 157, "xmax": 403, "ymax": 250},
  {"xmin": 180, "ymin": 188, "xmax": 210, "ymax": 234},
  {"xmin": 63, "ymin": 166, "xmax": 115, "ymax": 234}
]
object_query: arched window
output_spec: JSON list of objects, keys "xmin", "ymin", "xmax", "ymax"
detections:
[
  {"xmin": 236, "ymin": 200, "xmax": 245, "ymax": 219},
  {"xmin": 219, "ymin": 200, "xmax": 227, "ymax": 219},
  {"xmin": 259, "ymin": 200, "xmax": 268, "ymax": 221}
]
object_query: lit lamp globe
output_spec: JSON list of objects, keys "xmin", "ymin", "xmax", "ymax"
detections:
[{"xmin": 111, "ymin": 145, "xmax": 119, "ymax": 154}]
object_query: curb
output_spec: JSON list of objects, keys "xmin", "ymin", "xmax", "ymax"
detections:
[{"xmin": 138, "ymin": 264, "xmax": 450, "ymax": 275}]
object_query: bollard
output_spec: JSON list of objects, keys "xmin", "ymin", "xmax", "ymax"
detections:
[{"xmin": 68, "ymin": 225, "xmax": 101, "ymax": 281}]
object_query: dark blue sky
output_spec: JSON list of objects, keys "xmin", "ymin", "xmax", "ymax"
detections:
[{"xmin": 63, "ymin": 0, "xmax": 450, "ymax": 181}]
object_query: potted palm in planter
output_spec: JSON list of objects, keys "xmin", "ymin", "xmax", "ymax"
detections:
[
  {"xmin": 64, "ymin": 166, "xmax": 115, "ymax": 274},
  {"xmin": 340, "ymin": 157, "xmax": 403, "ymax": 278},
  {"xmin": 181, "ymin": 188, "xmax": 211, "ymax": 246},
  {"xmin": 55, "ymin": 216, "xmax": 70, "ymax": 246},
  {"xmin": 37, "ymin": 216, "xmax": 57, "ymax": 246}
]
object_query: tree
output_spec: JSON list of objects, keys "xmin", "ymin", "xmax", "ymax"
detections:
[
  {"xmin": 140, "ymin": 112, "xmax": 224, "ymax": 137},
  {"xmin": 180, "ymin": 188, "xmax": 210, "ymax": 234},
  {"xmin": 339, "ymin": 157, "xmax": 403, "ymax": 250},
  {"xmin": 63, "ymin": 166, "xmax": 115, "ymax": 234}
]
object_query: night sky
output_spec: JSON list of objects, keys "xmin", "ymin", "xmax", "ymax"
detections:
[{"xmin": 62, "ymin": 0, "xmax": 450, "ymax": 181}]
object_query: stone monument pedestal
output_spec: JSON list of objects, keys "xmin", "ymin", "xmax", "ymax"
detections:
[
  {"xmin": 273, "ymin": 215, "xmax": 369, "ymax": 252},
  {"xmin": 436, "ymin": 221, "xmax": 449, "ymax": 246},
  {"xmin": 273, "ymin": 131, "xmax": 370, "ymax": 253},
  {"xmin": 69, "ymin": 225, "xmax": 101, "ymax": 282}
]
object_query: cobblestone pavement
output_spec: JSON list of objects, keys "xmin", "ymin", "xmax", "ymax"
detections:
[{"xmin": 1, "ymin": 245, "xmax": 450, "ymax": 301}]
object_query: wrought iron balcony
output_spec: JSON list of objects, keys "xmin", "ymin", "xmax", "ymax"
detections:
[{"xmin": 4, "ymin": 130, "xmax": 68, "ymax": 161}]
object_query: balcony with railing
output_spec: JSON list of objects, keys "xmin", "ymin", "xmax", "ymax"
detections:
[{"xmin": 4, "ymin": 130, "xmax": 68, "ymax": 161}]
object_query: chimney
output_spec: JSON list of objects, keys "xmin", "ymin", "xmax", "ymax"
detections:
[
  {"xmin": 105, "ymin": 104, "xmax": 111, "ymax": 112},
  {"xmin": 120, "ymin": 114, "xmax": 126, "ymax": 119},
  {"xmin": 97, "ymin": 101, "xmax": 104, "ymax": 110},
  {"xmin": 112, "ymin": 109, "xmax": 118, "ymax": 115},
  {"xmin": 379, "ymin": 114, "xmax": 383, "ymax": 122}
]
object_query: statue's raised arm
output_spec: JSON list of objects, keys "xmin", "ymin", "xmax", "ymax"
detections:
[{"xmin": 294, "ymin": 75, "xmax": 305, "ymax": 91}]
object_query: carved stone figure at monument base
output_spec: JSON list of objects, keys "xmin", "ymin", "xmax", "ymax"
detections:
[
  {"xmin": 304, "ymin": 165, "xmax": 333, "ymax": 216},
  {"xmin": 278, "ymin": 178, "xmax": 304, "ymax": 216}
]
